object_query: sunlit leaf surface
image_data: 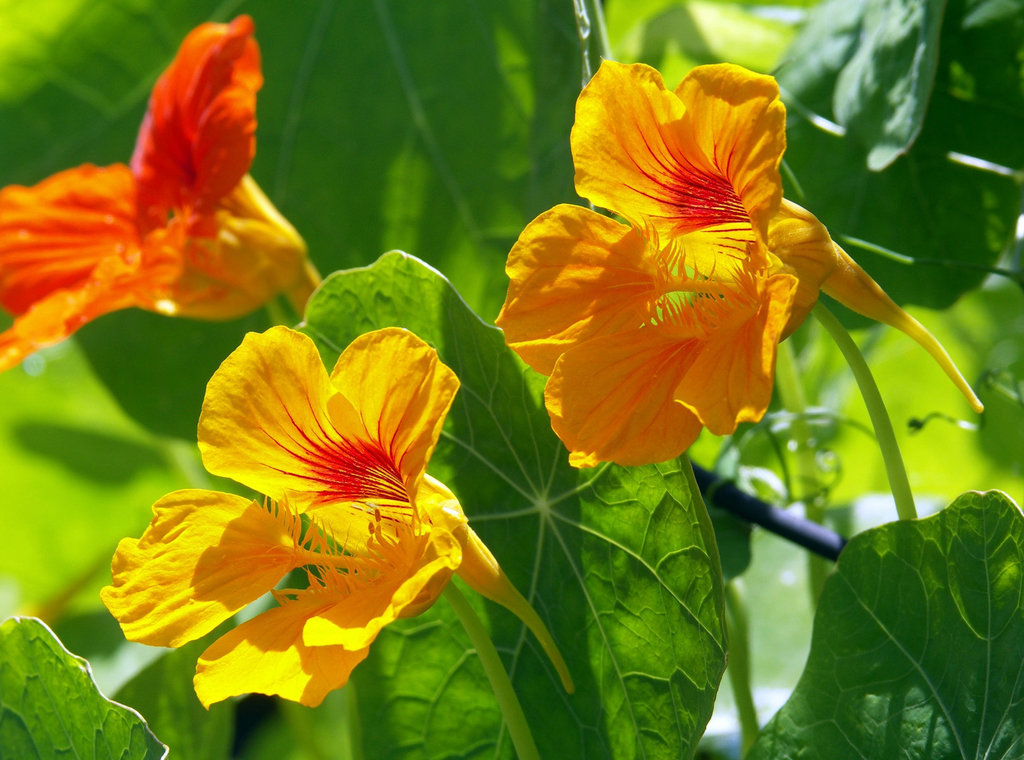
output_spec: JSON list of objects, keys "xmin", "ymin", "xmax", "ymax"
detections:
[
  {"xmin": 0, "ymin": 617, "xmax": 167, "ymax": 760},
  {"xmin": 749, "ymin": 490, "xmax": 1024, "ymax": 760},
  {"xmin": 832, "ymin": 0, "xmax": 945, "ymax": 170}
]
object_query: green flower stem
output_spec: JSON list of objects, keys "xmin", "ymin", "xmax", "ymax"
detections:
[
  {"xmin": 813, "ymin": 303, "xmax": 917, "ymax": 520},
  {"xmin": 775, "ymin": 339, "xmax": 829, "ymax": 600},
  {"xmin": 725, "ymin": 581, "xmax": 759, "ymax": 757},
  {"xmin": 572, "ymin": 0, "xmax": 613, "ymax": 87},
  {"xmin": 443, "ymin": 582, "xmax": 540, "ymax": 760}
]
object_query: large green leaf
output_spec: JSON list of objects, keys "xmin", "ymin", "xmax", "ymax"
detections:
[
  {"xmin": 778, "ymin": 0, "xmax": 1024, "ymax": 309},
  {"xmin": 832, "ymin": 0, "xmax": 945, "ymax": 170},
  {"xmin": 302, "ymin": 252, "xmax": 727, "ymax": 759},
  {"xmin": 0, "ymin": 617, "xmax": 167, "ymax": 760},
  {"xmin": 749, "ymin": 490, "xmax": 1024, "ymax": 759}
]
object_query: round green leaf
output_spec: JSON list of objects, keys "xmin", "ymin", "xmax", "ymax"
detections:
[
  {"xmin": 0, "ymin": 617, "xmax": 167, "ymax": 760},
  {"xmin": 749, "ymin": 490, "xmax": 1024, "ymax": 759}
]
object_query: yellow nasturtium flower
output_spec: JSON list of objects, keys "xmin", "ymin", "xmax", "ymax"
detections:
[
  {"xmin": 103, "ymin": 326, "xmax": 572, "ymax": 706},
  {"xmin": 498, "ymin": 60, "xmax": 981, "ymax": 468}
]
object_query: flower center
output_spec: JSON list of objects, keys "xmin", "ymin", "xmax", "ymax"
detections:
[
  {"xmin": 648, "ymin": 242, "xmax": 761, "ymax": 336},
  {"xmin": 635, "ymin": 140, "xmax": 753, "ymax": 244}
]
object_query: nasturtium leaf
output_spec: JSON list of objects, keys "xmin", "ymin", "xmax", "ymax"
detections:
[
  {"xmin": 748, "ymin": 490, "xmax": 1024, "ymax": 760},
  {"xmin": 0, "ymin": 617, "xmax": 167, "ymax": 760},
  {"xmin": 832, "ymin": 0, "xmax": 945, "ymax": 170},
  {"xmin": 114, "ymin": 641, "xmax": 233, "ymax": 760},
  {"xmin": 778, "ymin": 0, "xmax": 1023, "ymax": 309},
  {"xmin": 706, "ymin": 505, "xmax": 753, "ymax": 581},
  {"xmin": 303, "ymin": 252, "xmax": 727, "ymax": 759}
]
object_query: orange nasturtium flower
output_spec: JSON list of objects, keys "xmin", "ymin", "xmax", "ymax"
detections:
[
  {"xmin": 102, "ymin": 326, "xmax": 572, "ymax": 707},
  {"xmin": 498, "ymin": 60, "xmax": 982, "ymax": 468},
  {"xmin": 0, "ymin": 15, "xmax": 316, "ymax": 372}
]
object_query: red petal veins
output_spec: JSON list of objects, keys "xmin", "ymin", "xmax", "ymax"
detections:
[
  {"xmin": 625, "ymin": 117, "xmax": 750, "ymax": 237},
  {"xmin": 254, "ymin": 388, "xmax": 410, "ymax": 515}
]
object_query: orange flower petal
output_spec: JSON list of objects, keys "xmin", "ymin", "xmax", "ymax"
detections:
[
  {"xmin": 572, "ymin": 61, "xmax": 784, "ymax": 273},
  {"xmin": 673, "ymin": 63, "xmax": 786, "ymax": 244},
  {"xmin": 198, "ymin": 326, "xmax": 375, "ymax": 511},
  {"xmin": 328, "ymin": 328, "xmax": 459, "ymax": 492},
  {"xmin": 0, "ymin": 164, "xmax": 139, "ymax": 315},
  {"xmin": 674, "ymin": 272, "xmax": 797, "ymax": 434},
  {"xmin": 496, "ymin": 204, "xmax": 656, "ymax": 374},
  {"xmin": 766, "ymin": 198, "xmax": 836, "ymax": 336},
  {"xmin": 132, "ymin": 15, "xmax": 261, "ymax": 232},
  {"xmin": 0, "ymin": 208, "xmax": 185, "ymax": 372},
  {"xmin": 545, "ymin": 330, "xmax": 703, "ymax": 467},
  {"xmin": 101, "ymin": 490, "xmax": 301, "ymax": 647},
  {"xmin": 572, "ymin": 62, "xmax": 688, "ymax": 228},
  {"xmin": 194, "ymin": 593, "xmax": 369, "ymax": 708}
]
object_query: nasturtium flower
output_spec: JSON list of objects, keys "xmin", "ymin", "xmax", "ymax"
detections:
[
  {"xmin": 0, "ymin": 15, "xmax": 316, "ymax": 372},
  {"xmin": 498, "ymin": 59, "xmax": 981, "ymax": 467},
  {"xmin": 570, "ymin": 60, "xmax": 981, "ymax": 407},
  {"xmin": 499, "ymin": 204, "xmax": 797, "ymax": 467},
  {"xmin": 103, "ymin": 326, "xmax": 572, "ymax": 706}
]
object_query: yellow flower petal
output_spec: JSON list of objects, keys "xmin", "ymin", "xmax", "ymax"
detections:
[
  {"xmin": 673, "ymin": 63, "xmax": 786, "ymax": 244},
  {"xmin": 328, "ymin": 327, "xmax": 460, "ymax": 494},
  {"xmin": 301, "ymin": 525, "xmax": 462, "ymax": 650},
  {"xmin": 198, "ymin": 325, "xmax": 379, "ymax": 511},
  {"xmin": 300, "ymin": 476, "xmax": 464, "ymax": 649},
  {"xmin": 496, "ymin": 204, "xmax": 657, "ymax": 374},
  {"xmin": 194, "ymin": 592, "xmax": 370, "ymax": 708},
  {"xmin": 675, "ymin": 272, "xmax": 797, "ymax": 434},
  {"xmin": 545, "ymin": 330, "xmax": 704, "ymax": 467},
  {"xmin": 101, "ymin": 490, "xmax": 301, "ymax": 647},
  {"xmin": 167, "ymin": 174, "xmax": 317, "ymax": 320},
  {"xmin": 766, "ymin": 198, "xmax": 836, "ymax": 335},
  {"xmin": 572, "ymin": 61, "xmax": 784, "ymax": 274}
]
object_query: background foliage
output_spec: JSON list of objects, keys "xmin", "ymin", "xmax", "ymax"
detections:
[{"xmin": 0, "ymin": 0, "xmax": 1022, "ymax": 758}]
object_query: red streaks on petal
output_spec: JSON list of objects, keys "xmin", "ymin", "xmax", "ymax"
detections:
[
  {"xmin": 255, "ymin": 387, "xmax": 409, "ymax": 516},
  {"xmin": 625, "ymin": 117, "xmax": 751, "ymax": 237}
]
